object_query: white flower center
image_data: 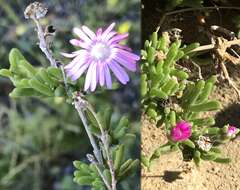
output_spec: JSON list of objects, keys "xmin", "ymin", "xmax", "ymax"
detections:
[{"xmin": 91, "ymin": 43, "xmax": 111, "ymax": 61}]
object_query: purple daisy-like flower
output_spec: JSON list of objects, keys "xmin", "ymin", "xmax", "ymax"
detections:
[
  {"xmin": 170, "ymin": 121, "xmax": 192, "ymax": 142},
  {"xmin": 61, "ymin": 23, "xmax": 139, "ymax": 91}
]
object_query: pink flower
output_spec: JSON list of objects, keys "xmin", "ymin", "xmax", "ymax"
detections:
[
  {"xmin": 227, "ymin": 125, "xmax": 238, "ymax": 137},
  {"xmin": 171, "ymin": 121, "xmax": 192, "ymax": 142},
  {"xmin": 61, "ymin": 23, "xmax": 139, "ymax": 91}
]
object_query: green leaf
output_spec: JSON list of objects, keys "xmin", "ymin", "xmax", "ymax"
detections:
[
  {"xmin": 149, "ymin": 88, "xmax": 168, "ymax": 99},
  {"xmin": 193, "ymin": 150, "xmax": 201, "ymax": 166},
  {"xmin": 75, "ymin": 176, "xmax": 93, "ymax": 185},
  {"xmin": 184, "ymin": 80, "xmax": 205, "ymax": 107},
  {"xmin": 206, "ymin": 127, "xmax": 220, "ymax": 135},
  {"xmin": 213, "ymin": 157, "xmax": 231, "ymax": 164},
  {"xmin": 146, "ymin": 108, "xmax": 158, "ymax": 119},
  {"xmin": 151, "ymin": 31, "xmax": 158, "ymax": 48},
  {"xmin": 29, "ymin": 78, "xmax": 54, "ymax": 96},
  {"xmin": 9, "ymin": 48, "xmax": 26, "ymax": 71},
  {"xmin": 114, "ymin": 144, "xmax": 125, "ymax": 171},
  {"xmin": 147, "ymin": 47, "xmax": 156, "ymax": 64},
  {"xmin": 9, "ymin": 88, "xmax": 40, "ymax": 98},
  {"xmin": 170, "ymin": 69, "xmax": 189, "ymax": 80},
  {"xmin": 38, "ymin": 68, "xmax": 58, "ymax": 87},
  {"xmin": 118, "ymin": 159, "xmax": 139, "ymax": 178},
  {"xmin": 189, "ymin": 101, "xmax": 221, "ymax": 112},
  {"xmin": 103, "ymin": 169, "xmax": 111, "ymax": 184},
  {"xmin": 19, "ymin": 60, "xmax": 36, "ymax": 77},
  {"xmin": 163, "ymin": 42, "xmax": 178, "ymax": 69},
  {"xmin": 47, "ymin": 67, "xmax": 63, "ymax": 80},
  {"xmin": 190, "ymin": 117, "xmax": 215, "ymax": 127},
  {"xmin": 0, "ymin": 69, "xmax": 13, "ymax": 78},
  {"xmin": 54, "ymin": 86, "xmax": 66, "ymax": 97},
  {"xmin": 182, "ymin": 139, "xmax": 195, "ymax": 149},
  {"xmin": 200, "ymin": 152, "xmax": 218, "ymax": 161},
  {"xmin": 141, "ymin": 74, "xmax": 148, "ymax": 96}
]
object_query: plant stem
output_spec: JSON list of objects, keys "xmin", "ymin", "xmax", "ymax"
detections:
[
  {"xmin": 87, "ymin": 105, "xmax": 117, "ymax": 190},
  {"xmin": 74, "ymin": 99, "xmax": 103, "ymax": 164},
  {"xmin": 87, "ymin": 154, "xmax": 112, "ymax": 190},
  {"xmin": 32, "ymin": 18, "xmax": 57, "ymax": 67},
  {"xmin": 190, "ymin": 39, "xmax": 240, "ymax": 53}
]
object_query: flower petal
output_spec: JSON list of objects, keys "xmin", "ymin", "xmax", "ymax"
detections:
[
  {"xmin": 112, "ymin": 44, "xmax": 132, "ymax": 52},
  {"xmin": 113, "ymin": 54, "xmax": 137, "ymax": 72},
  {"xmin": 82, "ymin": 25, "xmax": 96, "ymax": 39},
  {"xmin": 113, "ymin": 48, "xmax": 140, "ymax": 60},
  {"xmin": 104, "ymin": 65, "xmax": 112, "ymax": 89},
  {"xmin": 90, "ymin": 62, "xmax": 97, "ymax": 91},
  {"xmin": 104, "ymin": 31, "xmax": 117, "ymax": 41},
  {"xmin": 108, "ymin": 60, "xmax": 129, "ymax": 84},
  {"xmin": 70, "ymin": 39, "xmax": 89, "ymax": 49},
  {"xmin": 98, "ymin": 62, "xmax": 105, "ymax": 86},
  {"xmin": 102, "ymin": 23, "xmax": 116, "ymax": 39},
  {"xmin": 65, "ymin": 56, "xmax": 89, "ymax": 74},
  {"xmin": 64, "ymin": 52, "xmax": 88, "ymax": 69},
  {"xmin": 108, "ymin": 33, "xmax": 129, "ymax": 44},
  {"xmin": 73, "ymin": 27, "xmax": 91, "ymax": 42},
  {"xmin": 84, "ymin": 62, "xmax": 94, "ymax": 91},
  {"xmin": 70, "ymin": 62, "xmax": 90, "ymax": 81}
]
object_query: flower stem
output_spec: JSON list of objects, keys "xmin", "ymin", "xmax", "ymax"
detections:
[
  {"xmin": 87, "ymin": 105, "xmax": 117, "ymax": 190},
  {"xmin": 32, "ymin": 18, "xmax": 57, "ymax": 67},
  {"xmin": 74, "ymin": 99, "xmax": 103, "ymax": 164}
]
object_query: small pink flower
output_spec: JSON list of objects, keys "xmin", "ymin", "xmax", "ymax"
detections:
[
  {"xmin": 61, "ymin": 23, "xmax": 139, "ymax": 91},
  {"xmin": 171, "ymin": 121, "xmax": 192, "ymax": 142},
  {"xmin": 227, "ymin": 125, "xmax": 238, "ymax": 137}
]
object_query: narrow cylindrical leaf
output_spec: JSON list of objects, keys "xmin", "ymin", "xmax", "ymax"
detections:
[
  {"xmin": 193, "ymin": 150, "xmax": 201, "ymax": 166},
  {"xmin": 146, "ymin": 108, "xmax": 158, "ymax": 119},
  {"xmin": 170, "ymin": 69, "xmax": 189, "ymax": 80},
  {"xmin": 163, "ymin": 43, "xmax": 178, "ymax": 69},
  {"xmin": 141, "ymin": 74, "xmax": 148, "ymax": 97},
  {"xmin": 147, "ymin": 47, "xmax": 156, "ymax": 64},
  {"xmin": 149, "ymin": 88, "xmax": 168, "ymax": 99},
  {"xmin": 213, "ymin": 157, "xmax": 231, "ymax": 164},
  {"xmin": 114, "ymin": 144, "xmax": 125, "ymax": 171},
  {"xmin": 151, "ymin": 31, "xmax": 158, "ymax": 48},
  {"xmin": 182, "ymin": 139, "xmax": 195, "ymax": 149},
  {"xmin": 169, "ymin": 111, "xmax": 176, "ymax": 126},
  {"xmin": 189, "ymin": 101, "xmax": 221, "ymax": 112},
  {"xmin": 184, "ymin": 80, "xmax": 205, "ymax": 107}
]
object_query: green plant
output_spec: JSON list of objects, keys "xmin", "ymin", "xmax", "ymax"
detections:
[{"xmin": 141, "ymin": 30, "xmax": 239, "ymax": 168}]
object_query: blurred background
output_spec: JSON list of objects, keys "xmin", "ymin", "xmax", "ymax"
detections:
[{"xmin": 0, "ymin": 0, "xmax": 140, "ymax": 190}]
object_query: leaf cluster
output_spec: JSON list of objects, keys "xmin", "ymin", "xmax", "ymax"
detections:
[{"xmin": 141, "ymin": 31, "xmax": 234, "ymax": 167}]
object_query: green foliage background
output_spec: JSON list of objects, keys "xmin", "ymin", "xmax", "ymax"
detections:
[{"xmin": 0, "ymin": 0, "xmax": 140, "ymax": 190}]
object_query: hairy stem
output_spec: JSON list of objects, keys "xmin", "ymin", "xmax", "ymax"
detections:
[
  {"xmin": 87, "ymin": 154, "xmax": 112, "ymax": 190},
  {"xmin": 74, "ymin": 99, "xmax": 103, "ymax": 164},
  {"xmin": 87, "ymin": 106, "xmax": 117, "ymax": 190},
  {"xmin": 32, "ymin": 18, "xmax": 57, "ymax": 67}
]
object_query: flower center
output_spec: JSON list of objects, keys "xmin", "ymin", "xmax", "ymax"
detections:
[{"xmin": 91, "ymin": 43, "xmax": 111, "ymax": 61}]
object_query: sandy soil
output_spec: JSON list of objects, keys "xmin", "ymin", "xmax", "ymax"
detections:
[{"xmin": 141, "ymin": 63, "xmax": 240, "ymax": 190}]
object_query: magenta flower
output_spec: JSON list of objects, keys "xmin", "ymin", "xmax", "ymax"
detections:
[
  {"xmin": 61, "ymin": 23, "xmax": 139, "ymax": 91},
  {"xmin": 227, "ymin": 125, "xmax": 238, "ymax": 137},
  {"xmin": 170, "ymin": 121, "xmax": 192, "ymax": 142}
]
